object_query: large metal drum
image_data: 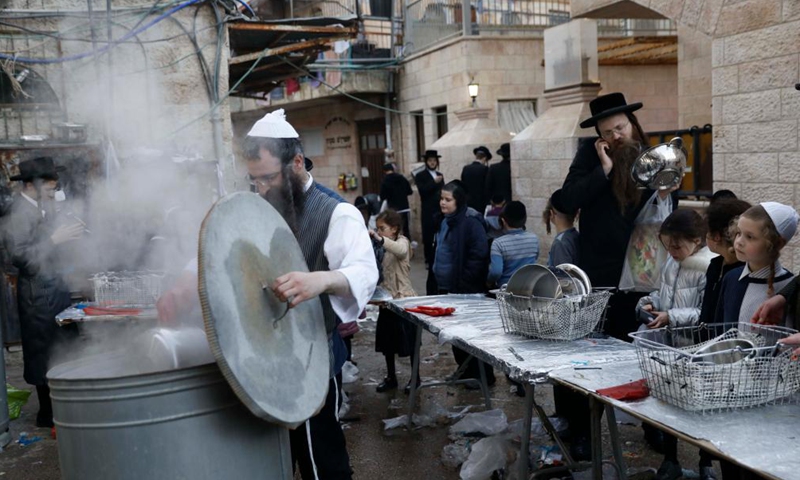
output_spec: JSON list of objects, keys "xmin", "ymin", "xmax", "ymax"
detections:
[{"xmin": 48, "ymin": 354, "xmax": 292, "ymax": 480}]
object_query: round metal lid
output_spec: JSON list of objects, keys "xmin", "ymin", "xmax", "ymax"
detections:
[{"xmin": 198, "ymin": 192, "xmax": 329, "ymax": 428}]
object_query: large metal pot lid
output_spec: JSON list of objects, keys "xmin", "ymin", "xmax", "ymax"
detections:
[{"xmin": 198, "ymin": 192, "xmax": 329, "ymax": 429}]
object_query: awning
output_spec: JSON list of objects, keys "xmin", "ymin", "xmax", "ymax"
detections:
[
  {"xmin": 598, "ymin": 36, "xmax": 677, "ymax": 66},
  {"xmin": 228, "ymin": 16, "xmax": 358, "ymax": 97}
]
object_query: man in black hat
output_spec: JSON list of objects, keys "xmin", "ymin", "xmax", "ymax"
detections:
[
  {"xmin": 379, "ymin": 162, "xmax": 413, "ymax": 239},
  {"xmin": 485, "ymin": 143, "xmax": 512, "ymax": 204},
  {"xmin": 2, "ymin": 157, "xmax": 83, "ymax": 427},
  {"xmin": 460, "ymin": 146, "xmax": 491, "ymax": 213},
  {"xmin": 414, "ymin": 150, "xmax": 444, "ymax": 275},
  {"xmin": 558, "ymin": 92, "xmax": 677, "ymax": 461}
]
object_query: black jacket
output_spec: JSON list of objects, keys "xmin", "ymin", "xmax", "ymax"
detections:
[
  {"xmin": 698, "ymin": 256, "xmax": 744, "ymax": 326},
  {"xmin": 485, "ymin": 158, "xmax": 512, "ymax": 203},
  {"xmin": 3, "ymin": 195, "xmax": 76, "ymax": 385},
  {"xmin": 380, "ymin": 172, "xmax": 413, "ymax": 211},
  {"xmin": 461, "ymin": 161, "xmax": 489, "ymax": 212},
  {"xmin": 432, "ymin": 208, "xmax": 489, "ymax": 294},
  {"xmin": 414, "ymin": 169, "xmax": 443, "ymax": 230},
  {"xmin": 560, "ymin": 138, "xmax": 678, "ymax": 288}
]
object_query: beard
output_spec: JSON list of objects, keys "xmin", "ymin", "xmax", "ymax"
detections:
[
  {"xmin": 262, "ymin": 166, "xmax": 306, "ymax": 234},
  {"xmin": 609, "ymin": 137, "xmax": 643, "ymax": 213}
]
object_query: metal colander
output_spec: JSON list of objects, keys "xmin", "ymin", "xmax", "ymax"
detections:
[
  {"xmin": 90, "ymin": 271, "xmax": 165, "ymax": 307},
  {"xmin": 496, "ymin": 290, "xmax": 611, "ymax": 341},
  {"xmin": 630, "ymin": 323, "xmax": 800, "ymax": 413}
]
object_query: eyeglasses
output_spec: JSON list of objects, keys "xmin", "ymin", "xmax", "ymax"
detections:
[
  {"xmin": 600, "ymin": 120, "xmax": 630, "ymax": 140},
  {"xmin": 247, "ymin": 171, "xmax": 282, "ymax": 188}
]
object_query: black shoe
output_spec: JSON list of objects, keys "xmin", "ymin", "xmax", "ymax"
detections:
[
  {"xmin": 569, "ymin": 436, "xmax": 591, "ymax": 462},
  {"xmin": 376, "ymin": 377, "xmax": 398, "ymax": 393},
  {"xmin": 35, "ymin": 413, "xmax": 54, "ymax": 429},
  {"xmin": 699, "ymin": 466, "xmax": 717, "ymax": 480},
  {"xmin": 404, "ymin": 378, "xmax": 421, "ymax": 394},
  {"xmin": 643, "ymin": 424, "xmax": 666, "ymax": 454},
  {"xmin": 656, "ymin": 459, "xmax": 682, "ymax": 480}
]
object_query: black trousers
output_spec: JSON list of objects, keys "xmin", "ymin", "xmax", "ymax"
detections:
[
  {"xmin": 400, "ymin": 212, "xmax": 411, "ymax": 240},
  {"xmin": 289, "ymin": 375, "xmax": 352, "ymax": 480},
  {"xmin": 452, "ymin": 346, "xmax": 495, "ymax": 384}
]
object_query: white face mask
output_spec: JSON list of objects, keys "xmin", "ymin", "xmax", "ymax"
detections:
[{"xmin": 54, "ymin": 190, "xmax": 66, "ymax": 202}]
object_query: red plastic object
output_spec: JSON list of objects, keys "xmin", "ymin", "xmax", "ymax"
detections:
[
  {"xmin": 404, "ymin": 306, "xmax": 456, "ymax": 316},
  {"xmin": 597, "ymin": 379, "xmax": 650, "ymax": 401},
  {"xmin": 83, "ymin": 306, "xmax": 142, "ymax": 316}
]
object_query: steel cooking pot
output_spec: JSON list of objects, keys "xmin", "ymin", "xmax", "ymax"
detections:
[
  {"xmin": 631, "ymin": 137, "xmax": 687, "ymax": 190},
  {"xmin": 690, "ymin": 338, "xmax": 756, "ymax": 365}
]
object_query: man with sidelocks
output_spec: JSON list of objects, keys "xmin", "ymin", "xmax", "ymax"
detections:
[
  {"xmin": 558, "ymin": 93, "xmax": 679, "ymax": 466},
  {"xmin": 157, "ymin": 109, "xmax": 378, "ymax": 480}
]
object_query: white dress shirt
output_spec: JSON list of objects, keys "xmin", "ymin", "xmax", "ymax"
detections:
[{"xmin": 186, "ymin": 176, "xmax": 378, "ymax": 323}]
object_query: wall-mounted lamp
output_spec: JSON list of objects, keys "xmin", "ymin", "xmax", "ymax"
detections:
[{"xmin": 468, "ymin": 80, "xmax": 479, "ymax": 107}]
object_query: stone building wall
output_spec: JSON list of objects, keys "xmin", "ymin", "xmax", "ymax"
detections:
[{"xmin": 598, "ymin": 64, "xmax": 679, "ymax": 131}]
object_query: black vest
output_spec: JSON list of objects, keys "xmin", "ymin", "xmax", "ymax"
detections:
[{"xmin": 295, "ymin": 182, "xmax": 343, "ymax": 335}]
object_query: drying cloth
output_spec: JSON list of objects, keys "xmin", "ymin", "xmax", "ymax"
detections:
[
  {"xmin": 597, "ymin": 379, "xmax": 649, "ymax": 401},
  {"xmin": 404, "ymin": 305, "xmax": 456, "ymax": 316}
]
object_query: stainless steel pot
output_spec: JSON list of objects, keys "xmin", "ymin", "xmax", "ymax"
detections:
[
  {"xmin": 53, "ymin": 122, "xmax": 88, "ymax": 144},
  {"xmin": 631, "ymin": 137, "xmax": 687, "ymax": 190},
  {"xmin": 690, "ymin": 339, "xmax": 756, "ymax": 364}
]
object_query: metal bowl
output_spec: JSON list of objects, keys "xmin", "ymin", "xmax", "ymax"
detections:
[
  {"xmin": 556, "ymin": 263, "xmax": 592, "ymax": 296},
  {"xmin": 631, "ymin": 137, "xmax": 687, "ymax": 190},
  {"xmin": 691, "ymin": 338, "xmax": 756, "ymax": 365},
  {"xmin": 506, "ymin": 264, "xmax": 562, "ymax": 299}
]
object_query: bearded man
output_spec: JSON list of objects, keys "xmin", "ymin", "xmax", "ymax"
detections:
[
  {"xmin": 157, "ymin": 109, "xmax": 378, "ymax": 480},
  {"xmin": 557, "ymin": 93, "xmax": 677, "ymax": 461}
]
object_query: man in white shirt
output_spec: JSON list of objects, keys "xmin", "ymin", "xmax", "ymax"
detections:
[{"xmin": 157, "ymin": 110, "xmax": 377, "ymax": 480}]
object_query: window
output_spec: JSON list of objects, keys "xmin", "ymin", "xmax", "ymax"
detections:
[
  {"xmin": 434, "ymin": 106, "xmax": 448, "ymax": 139},
  {"xmin": 298, "ymin": 128, "xmax": 324, "ymax": 156},
  {"xmin": 413, "ymin": 110, "xmax": 425, "ymax": 159},
  {"xmin": 498, "ymin": 99, "xmax": 537, "ymax": 135}
]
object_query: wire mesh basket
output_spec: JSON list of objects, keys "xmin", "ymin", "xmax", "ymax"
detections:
[
  {"xmin": 630, "ymin": 323, "xmax": 800, "ymax": 413},
  {"xmin": 496, "ymin": 290, "xmax": 611, "ymax": 341},
  {"xmin": 90, "ymin": 271, "xmax": 165, "ymax": 307}
]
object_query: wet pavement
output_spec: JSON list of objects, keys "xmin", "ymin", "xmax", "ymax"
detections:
[{"xmin": 0, "ymin": 254, "xmax": 717, "ymax": 479}]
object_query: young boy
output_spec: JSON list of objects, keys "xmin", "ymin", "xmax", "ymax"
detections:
[
  {"xmin": 484, "ymin": 194, "xmax": 507, "ymax": 239},
  {"xmin": 487, "ymin": 201, "xmax": 540, "ymax": 288}
]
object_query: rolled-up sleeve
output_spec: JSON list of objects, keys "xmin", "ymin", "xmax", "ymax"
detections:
[{"xmin": 325, "ymin": 203, "xmax": 379, "ymax": 322}]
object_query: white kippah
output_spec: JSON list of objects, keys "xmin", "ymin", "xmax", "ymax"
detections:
[
  {"xmin": 761, "ymin": 201, "xmax": 800, "ymax": 241},
  {"xmin": 246, "ymin": 109, "xmax": 299, "ymax": 138}
]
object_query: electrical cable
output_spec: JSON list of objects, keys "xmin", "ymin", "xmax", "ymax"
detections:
[{"xmin": 0, "ymin": 0, "xmax": 206, "ymax": 64}]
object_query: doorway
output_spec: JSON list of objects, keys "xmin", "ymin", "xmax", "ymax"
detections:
[{"xmin": 357, "ymin": 120, "xmax": 386, "ymax": 195}]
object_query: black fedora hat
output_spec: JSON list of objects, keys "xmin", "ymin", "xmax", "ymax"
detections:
[
  {"xmin": 580, "ymin": 92, "xmax": 642, "ymax": 129},
  {"xmin": 304, "ymin": 157, "xmax": 313, "ymax": 171},
  {"xmin": 9, "ymin": 157, "xmax": 65, "ymax": 182},
  {"xmin": 421, "ymin": 149, "xmax": 441, "ymax": 160},
  {"xmin": 496, "ymin": 143, "xmax": 510, "ymax": 158},
  {"xmin": 473, "ymin": 146, "xmax": 492, "ymax": 161}
]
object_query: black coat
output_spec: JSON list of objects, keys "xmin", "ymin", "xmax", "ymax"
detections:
[
  {"xmin": 485, "ymin": 158, "xmax": 512, "ymax": 203},
  {"xmin": 414, "ymin": 169, "xmax": 444, "ymax": 264},
  {"xmin": 431, "ymin": 208, "xmax": 489, "ymax": 294},
  {"xmin": 461, "ymin": 161, "xmax": 489, "ymax": 212},
  {"xmin": 380, "ymin": 172, "xmax": 412, "ymax": 211},
  {"xmin": 560, "ymin": 138, "xmax": 678, "ymax": 288},
  {"xmin": 3, "ymin": 196, "xmax": 76, "ymax": 385}
]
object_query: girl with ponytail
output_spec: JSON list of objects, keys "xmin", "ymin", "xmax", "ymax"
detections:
[{"xmin": 715, "ymin": 202, "xmax": 799, "ymax": 328}]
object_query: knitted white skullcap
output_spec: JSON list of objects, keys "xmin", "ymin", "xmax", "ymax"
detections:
[
  {"xmin": 761, "ymin": 202, "xmax": 800, "ymax": 241},
  {"xmin": 246, "ymin": 109, "xmax": 299, "ymax": 138}
]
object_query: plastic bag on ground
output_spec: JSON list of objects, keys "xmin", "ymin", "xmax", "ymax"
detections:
[
  {"xmin": 459, "ymin": 436, "xmax": 512, "ymax": 480},
  {"xmin": 382, "ymin": 413, "xmax": 435, "ymax": 430},
  {"xmin": 341, "ymin": 361, "xmax": 359, "ymax": 384},
  {"xmin": 450, "ymin": 409, "xmax": 508, "ymax": 436},
  {"xmin": 441, "ymin": 443, "xmax": 471, "ymax": 468}
]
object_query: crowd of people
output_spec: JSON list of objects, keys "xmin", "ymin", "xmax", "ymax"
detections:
[{"xmin": 6, "ymin": 96, "xmax": 800, "ymax": 480}]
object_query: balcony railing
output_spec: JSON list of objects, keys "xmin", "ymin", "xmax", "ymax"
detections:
[{"xmin": 404, "ymin": 0, "xmax": 675, "ymax": 54}]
